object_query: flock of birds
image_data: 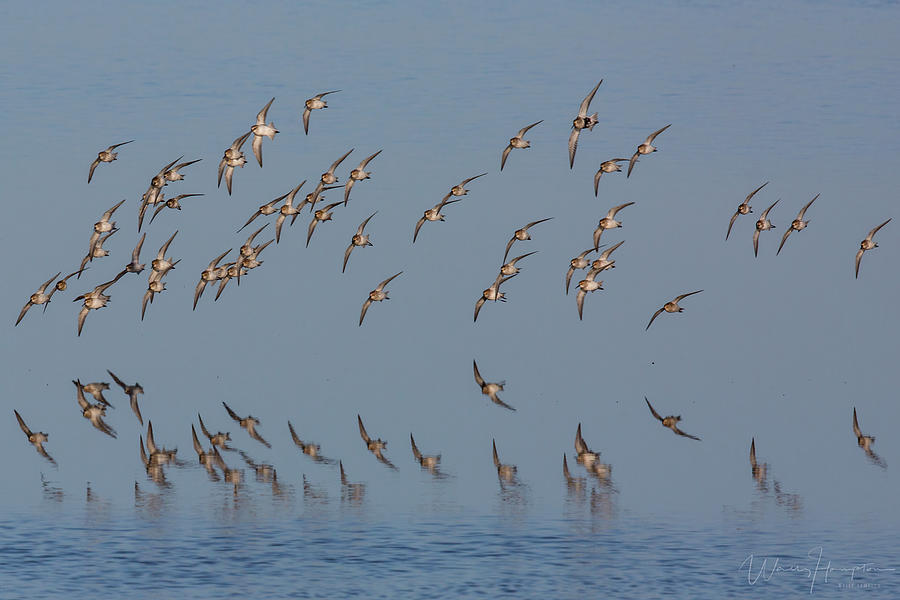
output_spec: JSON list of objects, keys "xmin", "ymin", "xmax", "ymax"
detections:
[{"xmin": 12, "ymin": 80, "xmax": 892, "ymax": 506}]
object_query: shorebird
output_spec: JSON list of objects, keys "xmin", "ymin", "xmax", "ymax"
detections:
[
  {"xmin": 193, "ymin": 248, "xmax": 232, "ymax": 309},
  {"xmin": 79, "ymin": 229, "xmax": 118, "ymax": 276},
  {"xmin": 274, "ymin": 180, "xmax": 306, "ymax": 243},
  {"xmin": 288, "ymin": 421, "xmax": 331, "ymax": 463},
  {"xmin": 16, "ymin": 272, "xmax": 61, "ymax": 326},
  {"xmin": 150, "ymin": 231, "xmax": 178, "ymax": 280},
  {"xmin": 492, "ymin": 439, "xmax": 517, "ymax": 482},
  {"xmin": 141, "ymin": 277, "xmax": 169, "ymax": 320},
  {"xmin": 645, "ymin": 397, "xmax": 700, "ymax": 440},
  {"xmin": 569, "ymin": 80, "xmax": 602, "ymax": 169},
  {"xmin": 501, "ymin": 120, "xmax": 542, "ymax": 171},
  {"xmin": 238, "ymin": 192, "xmax": 287, "ymax": 232},
  {"xmin": 474, "ymin": 272, "xmax": 517, "ymax": 322},
  {"xmin": 777, "ymin": 194, "xmax": 819, "ymax": 255},
  {"xmin": 213, "ymin": 262, "xmax": 247, "ymax": 301},
  {"xmin": 343, "ymin": 149, "xmax": 382, "ymax": 205},
  {"xmin": 413, "ymin": 194, "xmax": 461, "ymax": 243},
  {"xmin": 504, "ymin": 217, "xmax": 552, "ymax": 262},
  {"xmin": 250, "ymin": 97, "xmax": 278, "ymax": 167},
  {"xmin": 592, "ymin": 158, "xmax": 629, "ymax": 196},
  {"xmin": 565, "ymin": 248, "xmax": 596, "ymax": 295},
  {"xmin": 574, "ymin": 423, "xmax": 601, "ymax": 468},
  {"xmin": 302, "ymin": 90, "xmax": 340, "ymax": 135},
  {"xmin": 450, "ymin": 173, "xmax": 487, "ymax": 197},
  {"xmin": 575, "ymin": 270, "xmax": 603, "ymax": 320},
  {"xmin": 91, "ymin": 199, "xmax": 125, "ymax": 241},
  {"xmin": 410, "ymin": 433, "xmax": 442, "ymax": 472},
  {"xmin": 358, "ymin": 415, "xmax": 396, "ymax": 469},
  {"xmin": 646, "ymin": 290, "xmax": 703, "ymax": 331},
  {"xmin": 593, "ymin": 202, "xmax": 634, "ymax": 249},
  {"xmin": 726, "ymin": 182, "xmax": 768, "ymax": 240},
  {"xmin": 321, "ymin": 148, "xmax": 354, "ymax": 185},
  {"xmin": 343, "ymin": 212, "xmax": 376, "ymax": 272},
  {"xmin": 164, "ymin": 158, "xmax": 201, "ymax": 183},
  {"xmin": 590, "ymin": 240, "xmax": 624, "ymax": 273},
  {"xmin": 74, "ymin": 271, "xmax": 125, "ymax": 336},
  {"xmin": 212, "ymin": 446, "xmax": 243, "ymax": 489},
  {"xmin": 359, "ymin": 271, "xmax": 402, "ymax": 326},
  {"xmin": 217, "ymin": 131, "xmax": 252, "ymax": 195},
  {"xmin": 149, "ymin": 193, "xmax": 204, "ymax": 225},
  {"xmin": 124, "ymin": 233, "xmax": 146, "ymax": 274},
  {"xmin": 749, "ymin": 438, "xmax": 768, "ymax": 491},
  {"xmin": 500, "ymin": 251, "xmax": 537, "ymax": 277},
  {"xmin": 107, "ymin": 369, "xmax": 144, "ymax": 424},
  {"xmin": 82, "ymin": 381, "xmax": 112, "ymax": 408},
  {"xmin": 88, "ymin": 140, "xmax": 134, "ymax": 183},
  {"xmin": 853, "ymin": 408, "xmax": 886, "ymax": 468},
  {"xmin": 473, "ymin": 360, "xmax": 514, "ymax": 411},
  {"xmin": 855, "ymin": 218, "xmax": 891, "ymax": 279},
  {"xmin": 627, "ymin": 124, "xmax": 671, "ymax": 178},
  {"xmin": 73, "ymin": 379, "xmax": 117, "ymax": 438},
  {"xmin": 198, "ymin": 413, "xmax": 233, "ymax": 450},
  {"xmin": 753, "ymin": 199, "xmax": 780, "ymax": 257},
  {"xmin": 306, "ymin": 201, "xmax": 343, "ymax": 247},
  {"xmin": 53, "ymin": 268, "xmax": 85, "ymax": 291},
  {"xmin": 191, "ymin": 425, "xmax": 221, "ymax": 481},
  {"xmin": 139, "ymin": 156, "xmax": 182, "ymax": 229},
  {"xmin": 223, "ymin": 401, "xmax": 271, "ymax": 448},
  {"xmin": 145, "ymin": 421, "xmax": 179, "ymax": 466},
  {"xmin": 14, "ymin": 410, "xmax": 56, "ymax": 465}
]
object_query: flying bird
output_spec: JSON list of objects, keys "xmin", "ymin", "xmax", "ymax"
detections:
[
  {"xmin": 565, "ymin": 248, "xmax": 596, "ymax": 295},
  {"xmin": 88, "ymin": 140, "xmax": 134, "ymax": 183},
  {"xmin": 217, "ymin": 131, "xmax": 252, "ymax": 195},
  {"xmin": 727, "ymin": 182, "xmax": 769, "ymax": 240},
  {"xmin": 193, "ymin": 248, "xmax": 232, "ymax": 309},
  {"xmin": 107, "ymin": 369, "xmax": 145, "ymax": 424},
  {"xmin": 359, "ymin": 271, "xmax": 402, "ymax": 326},
  {"xmin": 590, "ymin": 240, "xmax": 624, "ymax": 273},
  {"xmin": 223, "ymin": 401, "xmax": 271, "ymax": 448},
  {"xmin": 500, "ymin": 251, "xmax": 537, "ymax": 277},
  {"xmin": 569, "ymin": 80, "xmax": 602, "ymax": 169},
  {"xmin": 627, "ymin": 124, "xmax": 671, "ymax": 178},
  {"xmin": 306, "ymin": 201, "xmax": 343, "ymax": 247},
  {"xmin": 855, "ymin": 218, "xmax": 891, "ymax": 279},
  {"xmin": 504, "ymin": 217, "xmax": 552, "ymax": 262},
  {"xmin": 852, "ymin": 407, "xmax": 886, "ymax": 468},
  {"xmin": 302, "ymin": 90, "xmax": 340, "ymax": 135},
  {"xmin": 16, "ymin": 272, "xmax": 61, "ymax": 326},
  {"xmin": 320, "ymin": 148, "xmax": 354, "ymax": 185},
  {"xmin": 777, "ymin": 194, "xmax": 819, "ymax": 255},
  {"xmin": 473, "ymin": 360, "xmax": 515, "ymax": 411},
  {"xmin": 74, "ymin": 271, "xmax": 126, "ymax": 336},
  {"xmin": 593, "ymin": 202, "xmax": 634, "ymax": 249},
  {"xmin": 343, "ymin": 149, "xmax": 382, "ymax": 205},
  {"xmin": 450, "ymin": 173, "xmax": 487, "ymax": 197},
  {"xmin": 73, "ymin": 379, "xmax": 117, "ymax": 438},
  {"xmin": 645, "ymin": 397, "xmax": 700, "ymax": 440},
  {"xmin": 474, "ymin": 272, "xmax": 517, "ymax": 322},
  {"xmin": 14, "ymin": 410, "xmax": 56, "ymax": 465},
  {"xmin": 753, "ymin": 199, "xmax": 780, "ymax": 257},
  {"xmin": 250, "ymin": 97, "xmax": 278, "ymax": 167},
  {"xmin": 149, "ymin": 193, "xmax": 205, "ymax": 225},
  {"xmin": 288, "ymin": 421, "xmax": 331, "ymax": 463},
  {"xmin": 501, "ymin": 120, "xmax": 542, "ymax": 171},
  {"xmin": 646, "ymin": 290, "xmax": 703, "ymax": 331},
  {"xmin": 593, "ymin": 158, "xmax": 629, "ymax": 196},
  {"xmin": 343, "ymin": 212, "xmax": 376, "ymax": 272},
  {"xmin": 575, "ymin": 269, "xmax": 603, "ymax": 320},
  {"xmin": 410, "ymin": 433, "xmax": 442, "ymax": 472},
  {"xmin": 163, "ymin": 158, "xmax": 201, "ymax": 183},
  {"xmin": 198, "ymin": 413, "xmax": 233, "ymax": 450},
  {"xmin": 358, "ymin": 414, "xmax": 396, "ymax": 469},
  {"xmin": 413, "ymin": 194, "xmax": 462, "ymax": 243}
]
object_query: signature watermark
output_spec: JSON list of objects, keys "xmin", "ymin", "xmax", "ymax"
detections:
[{"xmin": 741, "ymin": 546, "xmax": 894, "ymax": 593}]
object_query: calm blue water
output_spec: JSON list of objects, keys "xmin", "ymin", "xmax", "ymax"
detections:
[{"xmin": 3, "ymin": 0, "xmax": 899, "ymax": 597}]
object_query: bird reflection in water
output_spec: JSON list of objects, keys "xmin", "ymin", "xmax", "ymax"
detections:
[
  {"xmin": 41, "ymin": 473, "xmax": 63, "ymax": 504},
  {"xmin": 749, "ymin": 438, "xmax": 769, "ymax": 493},
  {"xmin": 410, "ymin": 433, "xmax": 447, "ymax": 479},
  {"xmin": 853, "ymin": 408, "xmax": 886, "ymax": 469},
  {"xmin": 339, "ymin": 461, "xmax": 366, "ymax": 507}
]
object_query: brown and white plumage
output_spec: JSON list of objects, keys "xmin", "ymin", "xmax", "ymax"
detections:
[
  {"xmin": 217, "ymin": 131, "xmax": 252, "ymax": 195},
  {"xmin": 321, "ymin": 148, "xmax": 354, "ymax": 185},
  {"xmin": 223, "ymin": 401, "xmax": 270, "ymax": 448},
  {"xmin": 358, "ymin": 414, "xmax": 396, "ymax": 469},
  {"xmin": 343, "ymin": 149, "xmax": 382, "ymax": 205},
  {"xmin": 474, "ymin": 272, "xmax": 517, "ymax": 322},
  {"xmin": 473, "ymin": 360, "xmax": 514, "ymax": 411},
  {"xmin": 565, "ymin": 248, "xmax": 596, "ymax": 295},
  {"xmin": 88, "ymin": 140, "xmax": 133, "ymax": 183},
  {"xmin": 627, "ymin": 124, "xmax": 671, "ymax": 178},
  {"xmin": 16, "ymin": 271, "xmax": 61, "ymax": 326},
  {"xmin": 501, "ymin": 120, "xmax": 542, "ymax": 171},
  {"xmin": 306, "ymin": 201, "xmax": 342, "ymax": 247},
  {"xmin": 592, "ymin": 202, "xmax": 634, "ymax": 249},
  {"xmin": 193, "ymin": 248, "xmax": 232, "ymax": 310},
  {"xmin": 73, "ymin": 379, "xmax": 117, "ymax": 438},
  {"xmin": 777, "ymin": 194, "xmax": 819, "ymax": 255},
  {"xmin": 593, "ymin": 158, "xmax": 629, "ymax": 196},
  {"xmin": 727, "ymin": 182, "xmax": 768, "ymax": 240},
  {"xmin": 646, "ymin": 290, "xmax": 703, "ymax": 331},
  {"xmin": 853, "ymin": 407, "xmax": 886, "ymax": 468},
  {"xmin": 359, "ymin": 271, "xmax": 402, "ymax": 326},
  {"xmin": 14, "ymin": 410, "xmax": 56, "ymax": 465},
  {"xmin": 302, "ymin": 90, "xmax": 340, "ymax": 135},
  {"xmin": 645, "ymin": 397, "xmax": 700, "ymax": 440},
  {"xmin": 409, "ymin": 433, "xmax": 442, "ymax": 471},
  {"xmin": 450, "ymin": 172, "xmax": 487, "ymax": 197},
  {"xmin": 413, "ymin": 194, "xmax": 461, "ymax": 243},
  {"xmin": 569, "ymin": 80, "xmax": 602, "ymax": 169},
  {"xmin": 855, "ymin": 218, "xmax": 891, "ymax": 279},
  {"xmin": 74, "ymin": 270, "xmax": 126, "ymax": 336},
  {"xmin": 250, "ymin": 97, "xmax": 278, "ymax": 167},
  {"xmin": 108, "ymin": 369, "xmax": 144, "ymax": 425},
  {"xmin": 503, "ymin": 217, "xmax": 552, "ymax": 262},
  {"xmin": 575, "ymin": 269, "xmax": 603, "ymax": 320},
  {"xmin": 164, "ymin": 158, "xmax": 201, "ymax": 182},
  {"xmin": 492, "ymin": 439, "xmax": 517, "ymax": 481},
  {"xmin": 149, "ymin": 193, "xmax": 204, "ymax": 226},
  {"xmin": 288, "ymin": 421, "xmax": 331, "ymax": 463},
  {"xmin": 343, "ymin": 212, "xmax": 376, "ymax": 273},
  {"xmin": 753, "ymin": 199, "xmax": 780, "ymax": 257}
]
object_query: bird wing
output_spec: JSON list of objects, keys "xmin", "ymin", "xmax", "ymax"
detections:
[
  {"xmin": 852, "ymin": 408, "xmax": 862, "ymax": 438},
  {"xmin": 776, "ymin": 228, "xmax": 793, "ymax": 255},
  {"xmin": 627, "ymin": 151, "xmax": 640, "ymax": 178},
  {"xmin": 252, "ymin": 133, "xmax": 264, "ymax": 167},
  {"xmin": 646, "ymin": 308, "xmax": 665, "ymax": 331},
  {"xmin": 302, "ymin": 108, "xmax": 311, "ymax": 134},
  {"xmin": 854, "ymin": 248, "xmax": 865, "ymax": 278},
  {"xmin": 222, "ymin": 402, "xmax": 241, "ymax": 423},
  {"xmin": 517, "ymin": 120, "xmax": 543, "ymax": 137},
  {"xmin": 357, "ymin": 415, "xmax": 371, "ymax": 444},
  {"xmin": 867, "ymin": 218, "xmax": 892, "ymax": 241},
  {"xmin": 797, "ymin": 194, "xmax": 819, "ymax": 220},
  {"xmin": 328, "ymin": 148, "xmax": 354, "ymax": 174},
  {"xmin": 753, "ymin": 229, "xmax": 761, "ymax": 257},
  {"xmin": 726, "ymin": 210, "xmax": 740, "ymax": 240},
  {"xmin": 342, "ymin": 243, "xmax": 355, "ymax": 272},
  {"xmin": 473, "ymin": 360, "xmax": 485, "ymax": 387},
  {"xmin": 88, "ymin": 158, "xmax": 101, "ymax": 183},
  {"xmin": 377, "ymin": 271, "xmax": 402, "ymax": 291},
  {"xmin": 576, "ymin": 289, "xmax": 587, "ymax": 320},
  {"xmin": 745, "ymin": 181, "xmax": 769, "ymax": 204},
  {"xmin": 473, "ymin": 296, "xmax": 486, "ymax": 322},
  {"xmin": 761, "ymin": 199, "xmax": 780, "ymax": 220},
  {"xmin": 14, "ymin": 410, "xmax": 32, "ymax": 437},
  {"xmin": 565, "ymin": 267, "xmax": 576, "ymax": 295},
  {"xmin": 674, "ymin": 290, "xmax": 703, "ymax": 303},
  {"xmin": 645, "ymin": 397, "xmax": 664, "ymax": 422},
  {"xmin": 568, "ymin": 128, "xmax": 580, "ymax": 169},
  {"xmin": 256, "ymin": 97, "xmax": 275, "ymax": 125},
  {"xmin": 645, "ymin": 124, "xmax": 672, "ymax": 145},
  {"xmin": 578, "ymin": 80, "xmax": 602, "ymax": 117},
  {"xmin": 501, "ymin": 145, "xmax": 512, "ymax": 171},
  {"xmin": 359, "ymin": 298, "xmax": 373, "ymax": 326}
]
